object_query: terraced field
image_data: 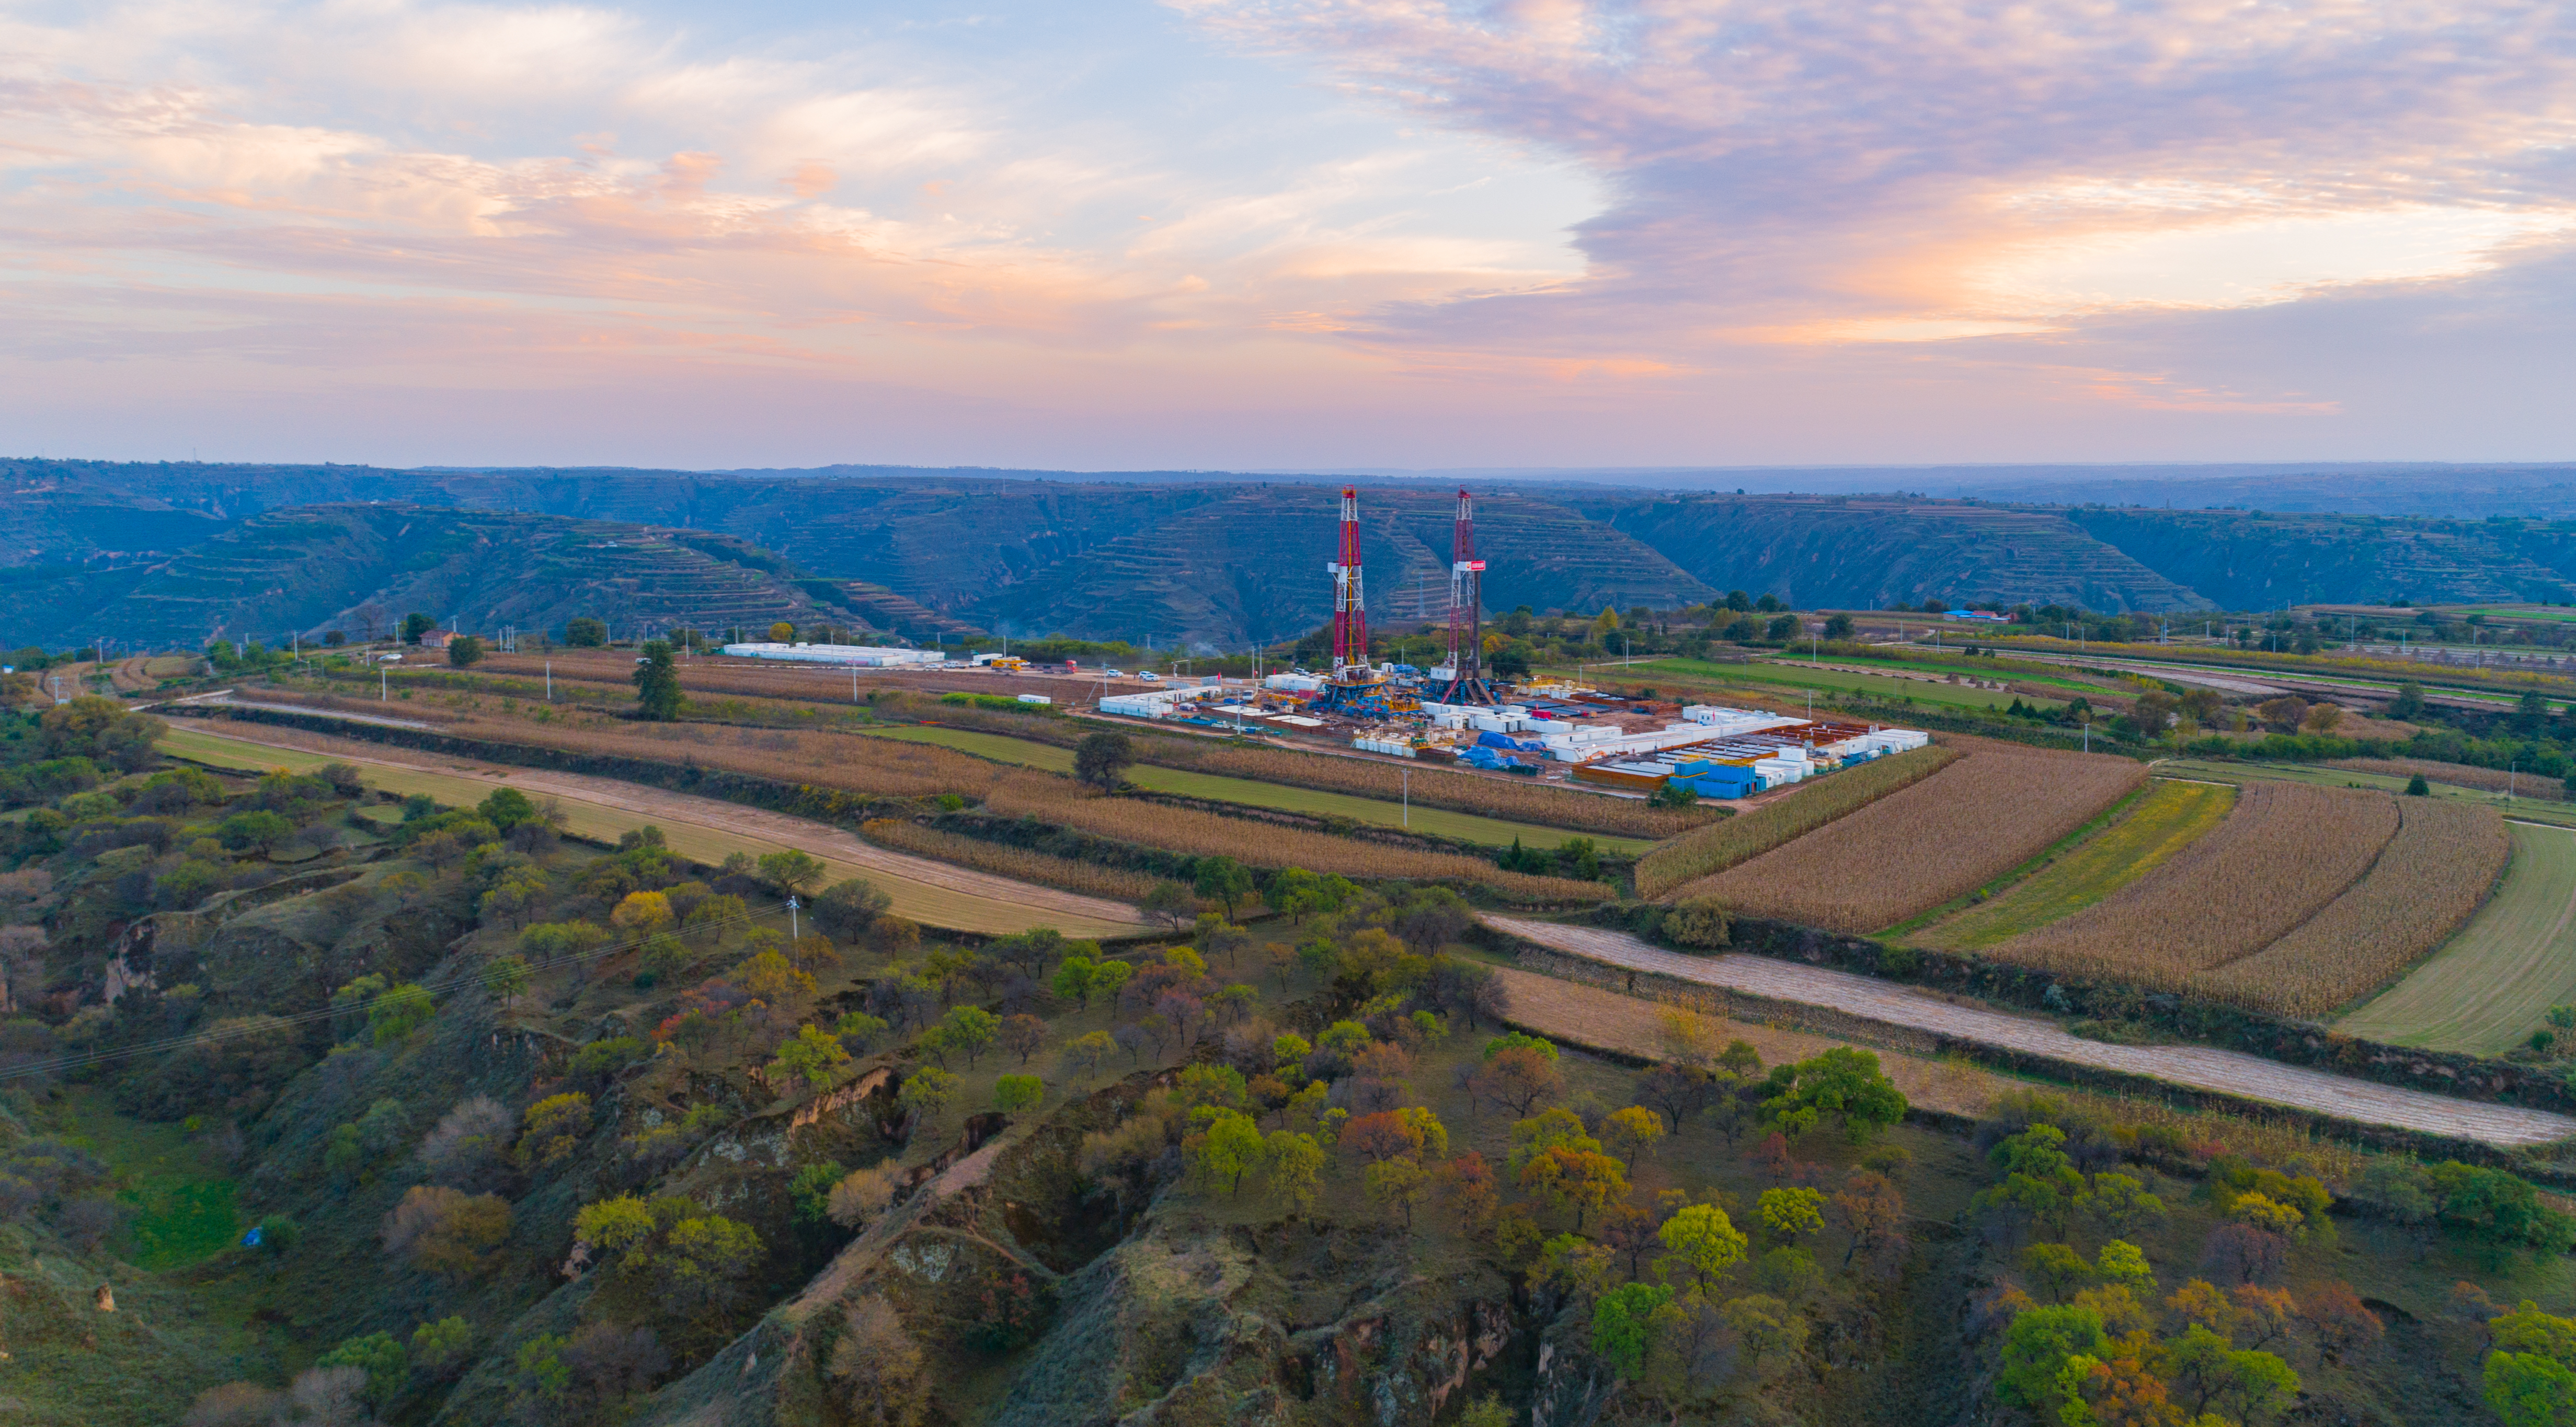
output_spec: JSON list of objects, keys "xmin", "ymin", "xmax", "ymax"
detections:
[
  {"xmin": 1913, "ymin": 780, "xmax": 2235, "ymax": 950},
  {"xmin": 2339, "ymin": 823, "xmax": 2576, "ymax": 1053},
  {"xmin": 157, "ymin": 723, "xmax": 1143, "ymax": 937}
]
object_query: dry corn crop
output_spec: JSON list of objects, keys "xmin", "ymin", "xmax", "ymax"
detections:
[
  {"xmin": 2190, "ymin": 799, "xmax": 2508, "ymax": 1017},
  {"xmin": 1986, "ymin": 782, "xmax": 2400, "ymax": 988},
  {"xmin": 859, "ymin": 819, "xmax": 1166, "ymax": 903},
  {"xmin": 1675, "ymin": 749, "xmax": 2146, "ymax": 933},
  {"xmin": 1636, "ymin": 744, "xmax": 1963, "ymax": 899},
  {"xmin": 979, "ymin": 770, "xmax": 1608, "ymax": 904}
]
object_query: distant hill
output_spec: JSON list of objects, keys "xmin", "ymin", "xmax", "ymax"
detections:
[{"xmin": 14, "ymin": 457, "xmax": 2576, "ymax": 650}]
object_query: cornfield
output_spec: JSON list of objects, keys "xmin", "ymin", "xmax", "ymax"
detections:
[
  {"xmin": 1986, "ymin": 782, "xmax": 2400, "ymax": 987},
  {"xmin": 1635, "ymin": 744, "xmax": 1963, "ymax": 899},
  {"xmin": 1675, "ymin": 749, "xmax": 2147, "ymax": 933},
  {"xmin": 2190, "ymin": 799, "xmax": 2508, "ymax": 1017},
  {"xmin": 979, "ymin": 771, "xmax": 1610, "ymax": 904},
  {"xmin": 858, "ymin": 819, "xmax": 1167, "ymax": 903}
]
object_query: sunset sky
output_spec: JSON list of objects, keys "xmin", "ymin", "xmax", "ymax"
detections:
[{"xmin": 6, "ymin": 0, "xmax": 2573, "ymax": 469}]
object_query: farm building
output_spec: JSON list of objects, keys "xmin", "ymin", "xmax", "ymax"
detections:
[{"xmin": 718, "ymin": 641, "xmax": 943, "ymax": 667}]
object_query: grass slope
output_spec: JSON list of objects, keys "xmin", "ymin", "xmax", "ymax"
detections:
[
  {"xmin": 857, "ymin": 724, "xmax": 1655, "ymax": 853},
  {"xmin": 2338, "ymin": 822, "xmax": 2576, "ymax": 1053},
  {"xmin": 157, "ymin": 724, "xmax": 1126, "ymax": 936},
  {"xmin": 1911, "ymin": 780, "xmax": 2235, "ymax": 950}
]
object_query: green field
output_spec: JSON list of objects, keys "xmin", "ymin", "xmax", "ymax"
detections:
[
  {"xmin": 860, "ymin": 723, "xmax": 1655, "ymax": 854},
  {"xmin": 1621, "ymin": 657, "xmax": 2060, "ymax": 712},
  {"xmin": 157, "ymin": 725, "xmax": 1136, "ymax": 937},
  {"xmin": 2338, "ymin": 824, "xmax": 2576, "ymax": 1053},
  {"xmin": 1911, "ymin": 780, "xmax": 2236, "ymax": 950},
  {"xmin": 1785, "ymin": 652, "xmax": 2102, "ymax": 694},
  {"xmin": 2151, "ymin": 756, "xmax": 2576, "ymax": 830}
]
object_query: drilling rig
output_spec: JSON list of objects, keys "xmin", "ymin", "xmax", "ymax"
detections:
[
  {"xmin": 1431, "ymin": 486, "xmax": 1501, "ymax": 705},
  {"xmin": 1316, "ymin": 485, "xmax": 1392, "ymax": 715}
]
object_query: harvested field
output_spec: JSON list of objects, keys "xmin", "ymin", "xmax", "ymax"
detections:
[
  {"xmin": 978, "ymin": 770, "xmax": 1610, "ymax": 904},
  {"xmin": 2327, "ymin": 756, "xmax": 2566, "ymax": 801},
  {"xmin": 1489, "ymin": 965, "xmax": 2001, "ymax": 1120},
  {"xmin": 1914, "ymin": 780, "xmax": 2234, "ymax": 951},
  {"xmin": 1486, "ymin": 915, "xmax": 2576, "ymax": 1147},
  {"xmin": 1635, "ymin": 743, "xmax": 1963, "ymax": 899},
  {"xmin": 2193, "ymin": 799, "xmax": 2508, "ymax": 1017},
  {"xmin": 1176, "ymin": 743, "xmax": 1712, "ymax": 841},
  {"xmin": 1986, "ymin": 782, "xmax": 2400, "ymax": 988},
  {"xmin": 449, "ymin": 709, "xmax": 1008, "ymax": 801},
  {"xmin": 1673, "ymin": 749, "xmax": 2146, "ymax": 933},
  {"xmin": 162, "ymin": 722, "xmax": 1143, "ymax": 935},
  {"xmin": 859, "ymin": 819, "xmax": 1166, "ymax": 904},
  {"xmin": 2339, "ymin": 823, "xmax": 2576, "ymax": 1053}
]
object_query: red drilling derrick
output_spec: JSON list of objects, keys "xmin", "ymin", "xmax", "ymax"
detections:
[
  {"xmin": 1437, "ymin": 487, "xmax": 1497, "ymax": 704},
  {"xmin": 1330, "ymin": 485, "xmax": 1368, "ymax": 675}
]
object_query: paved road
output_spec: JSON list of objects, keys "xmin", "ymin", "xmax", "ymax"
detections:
[{"xmin": 1487, "ymin": 916, "xmax": 2576, "ymax": 1148}]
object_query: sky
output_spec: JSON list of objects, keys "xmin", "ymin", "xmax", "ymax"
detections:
[{"xmin": 4, "ymin": 0, "xmax": 2574, "ymax": 470}]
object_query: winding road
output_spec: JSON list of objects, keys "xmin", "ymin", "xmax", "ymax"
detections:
[{"xmin": 1487, "ymin": 915, "xmax": 2576, "ymax": 1148}]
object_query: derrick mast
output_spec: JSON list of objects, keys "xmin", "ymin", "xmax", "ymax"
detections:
[
  {"xmin": 1329, "ymin": 485, "xmax": 1368, "ymax": 675},
  {"xmin": 1435, "ymin": 486, "xmax": 1499, "ymax": 704}
]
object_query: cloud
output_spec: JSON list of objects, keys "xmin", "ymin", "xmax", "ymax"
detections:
[{"xmin": 1177, "ymin": 0, "xmax": 2576, "ymax": 348}]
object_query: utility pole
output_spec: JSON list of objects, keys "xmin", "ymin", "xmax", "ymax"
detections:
[
  {"xmin": 380, "ymin": 664, "xmax": 387, "ymax": 701},
  {"xmin": 546, "ymin": 661, "xmax": 553, "ymax": 701},
  {"xmin": 787, "ymin": 896, "xmax": 800, "ymax": 940}
]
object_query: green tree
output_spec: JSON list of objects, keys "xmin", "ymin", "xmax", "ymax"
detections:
[
  {"xmin": 1264, "ymin": 1130, "xmax": 1327, "ymax": 1211},
  {"xmin": 788, "ymin": 1160, "xmax": 843, "ymax": 1222},
  {"xmin": 2407, "ymin": 773, "xmax": 2432, "ymax": 796},
  {"xmin": 482, "ymin": 953, "xmax": 532, "ymax": 1007},
  {"xmin": 401, "ymin": 612, "xmax": 436, "ymax": 645},
  {"xmin": 632, "ymin": 639, "xmax": 682, "ymax": 720},
  {"xmin": 1073, "ymin": 731, "xmax": 1135, "ymax": 791},
  {"xmin": 935, "ymin": 1006, "xmax": 999, "ymax": 1067},
  {"xmin": 994, "ymin": 1074, "xmax": 1044, "ymax": 1114},
  {"xmin": 1141, "ymin": 881, "xmax": 1195, "ymax": 929},
  {"xmin": 1051, "ymin": 956, "xmax": 1100, "ymax": 1007},
  {"xmin": 565, "ymin": 617, "xmax": 609, "ymax": 647},
  {"xmin": 2097, "ymin": 1238, "xmax": 2156, "ymax": 1292},
  {"xmin": 477, "ymin": 787, "xmax": 540, "ymax": 831},
  {"xmin": 1762, "ymin": 1046, "xmax": 1906, "ymax": 1143},
  {"xmin": 754, "ymin": 848, "xmax": 826, "ymax": 899},
  {"xmin": 1758, "ymin": 1187, "xmax": 1825, "ymax": 1240},
  {"xmin": 1655, "ymin": 1201, "xmax": 1749, "ymax": 1296},
  {"xmin": 1193, "ymin": 1109, "xmax": 1266, "ymax": 1195},
  {"xmin": 898, "ymin": 1066, "xmax": 958, "ymax": 1125},
  {"xmin": 1593, "ymin": 1283, "xmax": 1676, "ymax": 1378},
  {"xmin": 369, "ymin": 982, "xmax": 436, "ymax": 1045},
  {"xmin": 410, "ymin": 1316, "xmax": 475, "ymax": 1379},
  {"xmin": 448, "ymin": 635, "xmax": 485, "ymax": 667},
  {"xmin": 316, "ymin": 1331, "xmax": 409, "ymax": 1412},
  {"xmin": 767, "ymin": 1023, "xmax": 852, "ymax": 1094},
  {"xmin": 1194, "ymin": 856, "xmax": 1255, "ymax": 917},
  {"xmin": 1364, "ymin": 1156, "xmax": 1432, "ymax": 1227},
  {"xmin": 812, "ymin": 877, "xmax": 892, "ymax": 945},
  {"xmin": 1996, "ymin": 1305, "xmax": 2107, "ymax": 1412}
]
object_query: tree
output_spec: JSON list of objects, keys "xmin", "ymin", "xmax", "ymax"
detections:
[
  {"xmin": 1073, "ymin": 732, "xmax": 1135, "ymax": 791},
  {"xmin": 516, "ymin": 1092, "xmax": 593, "ymax": 1169},
  {"xmin": 999, "ymin": 1012, "xmax": 1047, "ymax": 1065},
  {"xmin": 1140, "ymin": 881, "xmax": 1194, "ymax": 929},
  {"xmin": 1473, "ymin": 1045, "xmax": 1563, "ymax": 1115},
  {"xmin": 1264, "ymin": 1130, "xmax": 1327, "ymax": 1212},
  {"xmin": 411, "ymin": 1316, "xmax": 476, "ymax": 1380},
  {"xmin": 768, "ymin": 1024, "xmax": 852, "ymax": 1094},
  {"xmin": 566, "ymin": 617, "xmax": 608, "ymax": 647},
  {"xmin": 1189, "ymin": 1110, "xmax": 1265, "ymax": 1195},
  {"xmin": 1759, "ymin": 1187, "xmax": 1825, "ymax": 1241},
  {"xmin": 769, "ymin": 621, "xmax": 794, "ymax": 642},
  {"xmin": 1762, "ymin": 1046, "xmax": 1905, "ymax": 1143},
  {"xmin": 813, "ymin": 878, "xmax": 893, "ymax": 944},
  {"xmin": 383, "ymin": 1185, "xmax": 512, "ymax": 1279},
  {"xmin": 448, "ymin": 635, "xmax": 486, "ymax": 667},
  {"xmin": 482, "ymin": 952, "xmax": 533, "ymax": 1007},
  {"xmin": 1655, "ymin": 1202, "xmax": 1749, "ymax": 1296},
  {"xmin": 315, "ymin": 1331, "xmax": 408, "ymax": 1413},
  {"xmin": 1601, "ymin": 1106, "xmax": 1666, "ymax": 1170},
  {"xmin": 1194, "ymin": 856, "xmax": 1254, "ymax": 917},
  {"xmin": 633, "ymin": 639, "xmax": 682, "ymax": 720},
  {"xmin": 2487, "ymin": 1351, "xmax": 2576, "ymax": 1427},
  {"xmin": 1521, "ymin": 1146, "xmax": 1627, "ymax": 1229},
  {"xmin": 2078, "ymin": 1172, "xmax": 2168, "ymax": 1239},
  {"xmin": 994, "ymin": 1074, "xmax": 1043, "ymax": 1114},
  {"xmin": 2019, "ymin": 1241, "xmax": 2094, "ymax": 1302},
  {"xmin": 898, "ymin": 1067, "xmax": 957, "ymax": 1127},
  {"xmin": 758, "ymin": 850, "xmax": 828, "ymax": 899},
  {"xmin": 2096, "ymin": 1239, "xmax": 2156, "ymax": 1293},
  {"xmin": 402, "ymin": 612, "xmax": 436, "ymax": 644},
  {"xmin": 1997, "ymin": 1305, "xmax": 2108, "ymax": 1412},
  {"xmin": 2407, "ymin": 773, "xmax": 2433, "ymax": 796},
  {"xmin": 1593, "ymin": 1283, "xmax": 1676, "ymax": 1378},
  {"xmin": 1365, "ymin": 1155, "xmax": 1433, "ymax": 1227}
]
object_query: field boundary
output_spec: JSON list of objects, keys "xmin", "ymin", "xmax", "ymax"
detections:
[
  {"xmin": 1486, "ymin": 916, "xmax": 2576, "ymax": 1163},
  {"xmin": 1882, "ymin": 780, "xmax": 2157, "ymax": 940}
]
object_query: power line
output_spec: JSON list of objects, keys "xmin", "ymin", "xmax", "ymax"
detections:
[{"xmin": 0, "ymin": 904, "xmax": 789, "ymax": 1083}]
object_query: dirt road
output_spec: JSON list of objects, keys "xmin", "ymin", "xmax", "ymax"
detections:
[
  {"xmin": 171, "ymin": 720, "xmax": 1148, "ymax": 937},
  {"xmin": 1487, "ymin": 916, "xmax": 2576, "ymax": 1148}
]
